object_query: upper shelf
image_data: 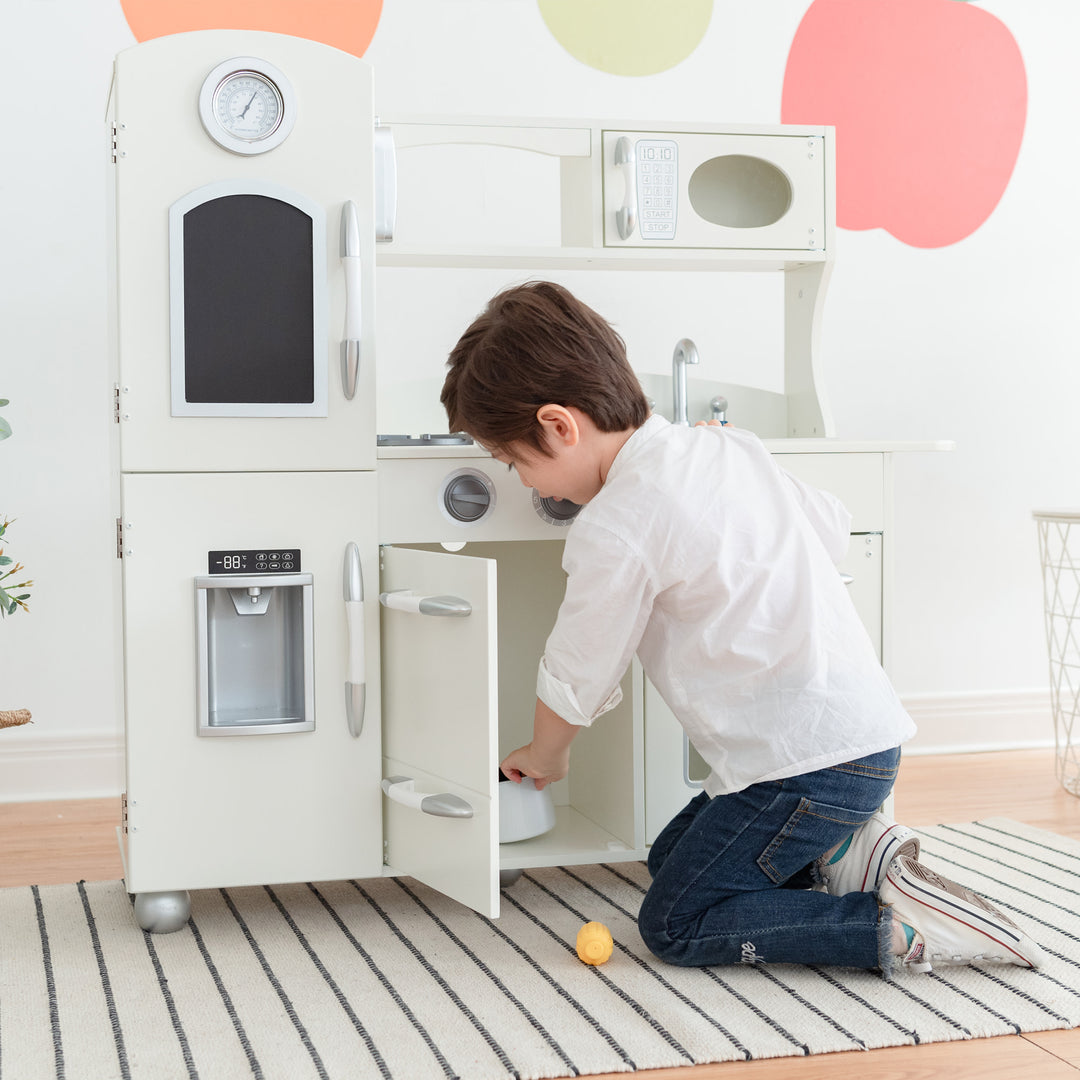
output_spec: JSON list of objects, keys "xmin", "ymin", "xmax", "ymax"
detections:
[
  {"xmin": 375, "ymin": 115, "xmax": 835, "ymax": 272},
  {"xmin": 376, "ymin": 245, "xmax": 828, "ymax": 272}
]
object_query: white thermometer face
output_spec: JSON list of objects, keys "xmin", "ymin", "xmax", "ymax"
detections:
[
  {"xmin": 198, "ymin": 57, "xmax": 296, "ymax": 156},
  {"xmin": 214, "ymin": 72, "xmax": 283, "ymax": 141}
]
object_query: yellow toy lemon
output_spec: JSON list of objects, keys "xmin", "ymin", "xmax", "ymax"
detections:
[{"xmin": 576, "ymin": 921, "xmax": 614, "ymax": 965}]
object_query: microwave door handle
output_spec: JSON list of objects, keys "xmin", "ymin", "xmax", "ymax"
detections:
[
  {"xmin": 615, "ymin": 136, "xmax": 637, "ymax": 240},
  {"xmin": 343, "ymin": 542, "xmax": 365, "ymax": 737},
  {"xmin": 341, "ymin": 201, "xmax": 362, "ymax": 400}
]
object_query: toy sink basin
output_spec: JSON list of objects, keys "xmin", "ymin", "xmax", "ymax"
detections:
[{"xmin": 498, "ymin": 773, "xmax": 556, "ymax": 843}]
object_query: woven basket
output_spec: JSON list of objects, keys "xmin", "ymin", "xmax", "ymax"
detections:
[{"xmin": 0, "ymin": 709, "xmax": 32, "ymax": 729}]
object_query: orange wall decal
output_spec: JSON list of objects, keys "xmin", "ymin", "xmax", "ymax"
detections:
[
  {"xmin": 782, "ymin": 0, "xmax": 1026, "ymax": 248},
  {"xmin": 120, "ymin": 0, "xmax": 383, "ymax": 58}
]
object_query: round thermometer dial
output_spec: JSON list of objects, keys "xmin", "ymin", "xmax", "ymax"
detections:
[{"xmin": 199, "ymin": 57, "xmax": 296, "ymax": 155}]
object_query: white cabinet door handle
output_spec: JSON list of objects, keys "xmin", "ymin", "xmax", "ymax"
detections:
[
  {"xmin": 341, "ymin": 200, "xmax": 362, "ymax": 400},
  {"xmin": 379, "ymin": 589, "xmax": 472, "ymax": 617},
  {"xmin": 381, "ymin": 776, "xmax": 474, "ymax": 818},
  {"xmin": 343, "ymin": 542, "xmax": 365, "ymax": 737},
  {"xmin": 614, "ymin": 136, "xmax": 637, "ymax": 239}
]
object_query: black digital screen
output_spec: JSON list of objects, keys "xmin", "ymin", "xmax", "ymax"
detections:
[
  {"xmin": 208, "ymin": 549, "xmax": 301, "ymax": 574},
  {"xmin": 183, "ymin": 194, "xmax": 315, "ymax": 404}
]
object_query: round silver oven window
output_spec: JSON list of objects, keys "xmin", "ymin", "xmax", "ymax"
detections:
[
  {"xmin": 439, "ymin": 468, "xmax": 497, "ymax": 526},
  {"xmin": 533, "ymin": 490, "xmax": 582, "ymax": 526},
  {"xmin": 688, "ymin": 155, "xmax": 793, "ymax": 228}
]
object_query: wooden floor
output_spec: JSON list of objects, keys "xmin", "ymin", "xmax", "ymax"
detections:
[{"xmin": 2, "ymin": 748, "xmax": 1078, "ymax": 1078}]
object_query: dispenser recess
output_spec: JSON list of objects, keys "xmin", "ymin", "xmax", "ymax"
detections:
[{"xmin": 195, "ymin": 571, "xmax": 315, "ymax": 735}]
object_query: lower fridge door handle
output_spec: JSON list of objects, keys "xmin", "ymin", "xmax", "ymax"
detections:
[
  {"xmin": 381, "ymin": 776, "xmax": 474, "ymax": 819},
  {"xmin": 344, "ymin": 543, "xmax": 365, "ymax": 737},
  {"xmin": 345, "ymin": 681, "xmax": 365, "ymax": 738},
  {"xmin": 379, "ymin": 590, "xmax": 472, "ymax": 617}
]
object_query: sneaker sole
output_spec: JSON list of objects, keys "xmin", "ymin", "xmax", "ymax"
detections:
[{"xmin": 887, "ymin": 856, "xmax": 1043, "ymax": 969}]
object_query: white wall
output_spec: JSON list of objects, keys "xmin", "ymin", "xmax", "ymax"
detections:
[{"xmin": 1, "ymin": 0, "xmax": 1075, "ymax": 799}]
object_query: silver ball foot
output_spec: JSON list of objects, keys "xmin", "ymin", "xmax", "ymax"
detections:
[{"xmin": 133, "ymin": 890, "xmax": 191, "ymax": 934}]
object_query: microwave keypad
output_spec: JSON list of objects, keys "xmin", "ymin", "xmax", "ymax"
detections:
[{"xmin": 636, "ymin": 139, "xmax": 678, "ymax": 239}]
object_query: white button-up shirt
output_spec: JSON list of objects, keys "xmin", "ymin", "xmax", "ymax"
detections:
[{"xmin": 536, "ymin": 415, "xmax": 915, "ymax": 796}]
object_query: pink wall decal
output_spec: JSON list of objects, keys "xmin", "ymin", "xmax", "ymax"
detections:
[
  {"xmin": 119, "ymin": 0, "xmax": 383, "ymax": 58},
  {"xmin": 781, "ymin": 0, "xmax": 1026, "ymax": 248}
]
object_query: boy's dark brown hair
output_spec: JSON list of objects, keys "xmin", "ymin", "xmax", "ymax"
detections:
[{"xmin": 441, "ymin": 281, "xmax": 649, "ymax": 457}]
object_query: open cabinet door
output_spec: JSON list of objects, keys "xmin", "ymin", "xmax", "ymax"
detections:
[{"xmin": 380, "ymin": 545, "xmax": 500, "ymax": 916}]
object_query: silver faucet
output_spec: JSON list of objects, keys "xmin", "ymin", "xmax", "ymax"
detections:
[{"xmin": 672, "ymin": 338, "xmax": 699, "ymax": 426}]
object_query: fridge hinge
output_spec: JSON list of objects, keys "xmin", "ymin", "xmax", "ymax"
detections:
[
  {"xmin": 116, "ymin": 518, "xmax": 124, "ymax": 560},
  {"xmin": 110, "ymin": 121, "xmax": 127, "ymax": 164},
  {"xmin": 121, "ymin": 792, "xmax": 128, "ymax": 835}
]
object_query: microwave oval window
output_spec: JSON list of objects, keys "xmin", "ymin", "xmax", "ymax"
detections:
[{"xmin": 688, "ymin": 155, "xmax": 793, "ymax": 229}]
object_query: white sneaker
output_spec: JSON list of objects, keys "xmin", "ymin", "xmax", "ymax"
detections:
[
  {"xmin": 818, "ymin": 811, "xmax": 920, "ymax": 895},
  {"xmin": 880, "ymin": 854, "xmax": 1045, "ymax": 973}
]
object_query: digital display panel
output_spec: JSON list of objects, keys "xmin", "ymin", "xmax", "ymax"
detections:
[{"xmin": 208, "ymin": 549, "xmax": 301, "ymax": 574}]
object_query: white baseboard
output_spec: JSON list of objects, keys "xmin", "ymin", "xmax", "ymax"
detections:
[
  {"xmin": 901, "ymin": 689, "xmax": 1056, "ymax": 756},
  {"xmin": 0, "ymin": 728, "xmax": 124, "ymax": 802},
  {"xmin": 0, "ymin": 690, "xmax": 1058, "ymax": 802}
]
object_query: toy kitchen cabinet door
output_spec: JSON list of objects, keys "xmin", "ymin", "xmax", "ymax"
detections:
[{"xmin": 379, "ymin": 544, "xmax": 500, "ymax": 917}]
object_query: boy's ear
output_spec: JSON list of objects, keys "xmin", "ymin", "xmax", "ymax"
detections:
[{"xmin": 535, "ymin": 404, "xmax": 580, "ymax": 448}]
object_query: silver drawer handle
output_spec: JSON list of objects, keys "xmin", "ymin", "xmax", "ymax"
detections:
[
  {"xmin": 381, "ymin": 776, "xmax": 473, "ymax": 818},
  {"xmin": 379, "ymin": 590, "xmax": 472, "ymax": 617},
  {"xmin": 840, "ymin": 572, "xmax": 855, "ymax": 586}
]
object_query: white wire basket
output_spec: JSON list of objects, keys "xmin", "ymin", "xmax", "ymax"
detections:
[{"xmin": 1035, "ymin": 510, "xmax": 1080, "ymax": 796}]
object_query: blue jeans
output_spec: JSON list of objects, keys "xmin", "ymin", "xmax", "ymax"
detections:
[{"xmin": 639, "ymin": 747, "xmax": 901, "ymax": 970}]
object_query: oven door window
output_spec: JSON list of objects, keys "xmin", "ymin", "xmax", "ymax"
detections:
[{"xmin": 169, "ymin": 180, "xmax": 328, "ymax": 417}]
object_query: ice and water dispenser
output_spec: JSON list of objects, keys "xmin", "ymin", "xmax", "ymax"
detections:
[{"xmin": 195, "ymin": 550, "xmax": 314, "ymax": 735}]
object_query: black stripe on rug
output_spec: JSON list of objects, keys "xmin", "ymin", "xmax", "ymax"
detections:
[
  {"xmin": 391, "ymin": 878, "xmax": 580, "ymax": 1077},
  {"xmin": 264, "ymin": 885, "xmax": 391, "ymax": 1080},
  {"xmin": 188, "ymin": 915, "xmax": 265, "ymax": 1080},
  {"xmin": 78, "ymin": 881, "xmax": 132, "ymax": 1079},
  {"xmin": 521, "ymin": 870, "xmax": 724, "ymax": 1061},
  {"xmin": 220, "ymin": 887, "xmax": 330, "ymax": 1080},
  {"xmin": 306, "ymin": 882, "xmax": 457, "ymax": 1080},
  {"xmin": 499, "ymin": 886, "xmax": 695, "ymax": 1064},
  {"xmin": 32, "ymin": 884, "xmax": 64, "ymax": 1080},
  {"xmin": 470, "ymin": 901, "xmax": 637, "ymax": 1072},
  {"xmin": 350, "ymin": 880, "xmax": 519, "ymax": 1078}
]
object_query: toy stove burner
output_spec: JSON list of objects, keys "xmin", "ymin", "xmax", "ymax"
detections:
[{"xmin": 533, "ymin": 491, "xmax": 582, "ymax": 526}]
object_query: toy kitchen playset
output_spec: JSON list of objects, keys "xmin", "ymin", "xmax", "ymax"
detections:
[{"xmin": 108, "ymin": 30, "xmax": 942, "ymax": 932}]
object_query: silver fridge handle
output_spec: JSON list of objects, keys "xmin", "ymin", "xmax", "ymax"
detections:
[
  {"xmin": 381, "ymin": 776, "xmax": 473, "ymax": 818},
  {"xmin": 343, "ymin": 542, "xmax": 365, "ymax": 737},
  {"xmin": 341, "ymin": 201, "xmax": 362, "ymax": 400},
  {"xmin": 379, "ymin": 590, "xmax": 472, "ymax": 617},
  {"xmin": 614, "ymin": 136, "xmax": 637, "ymax": 240}
]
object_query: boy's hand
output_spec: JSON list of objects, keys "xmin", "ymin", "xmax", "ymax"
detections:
[
  {"xmin": 500, "ymin": 743, "xmax": 569, "ymax": 790},
  {"xmin": 501, "ymin": 698, "xmax": 581, "ymax": 790}
]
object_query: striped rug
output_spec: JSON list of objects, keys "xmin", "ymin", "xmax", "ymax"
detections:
[{"xmin": 2, "ymin": 818, "xmax": 1078, "ymax": 1080}]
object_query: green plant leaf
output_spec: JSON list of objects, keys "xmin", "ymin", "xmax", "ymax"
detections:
[{"xmin": 0, "ymin": 418, "xmax": 11, "ymax": 440}]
